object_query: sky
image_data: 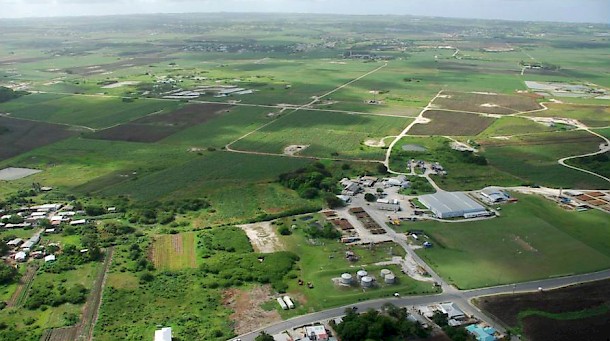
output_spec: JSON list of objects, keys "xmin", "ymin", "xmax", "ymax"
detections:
[{"xmin": 0, "ymin": 0, "xmax": 608, "ymax": 23}]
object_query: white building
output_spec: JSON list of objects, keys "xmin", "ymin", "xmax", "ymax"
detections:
[
  {"xmin": 15, "ymin": 251, "xmax": 27, "ymax": 262},
  {"xmin": 154, "ymin": 327, "xmax": 172, "ymax": 341},
  {"xmin": 419, "ymin": 192, "xmax": 487, "ymax": 219}
]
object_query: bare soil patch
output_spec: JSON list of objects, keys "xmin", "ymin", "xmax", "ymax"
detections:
[
  {"xmin": 433, "ymin": 91, "xmax": 542, "ymax": 115},
  {"xmin": 0, "ymin": 116, "xmax": 77, "ymax": 161},
  {"xmin": 89, "ymin": 103, "xmax": 229, "ymax": 143},
  {"xmin": 284, "ymin": 144, "xmax": 309, "ymax": 156},
  {"xmin": 223, "ymin": 285, "xmax": 281, "ymax": 335},
  {"xmin": 239, "ymin": 222, "xmax": 285, "ymax": 253},
  {"xmin": 477, "ymin": 279, "xmax": 610, "ymax": 340},
  {"xmin": 409, "ymin": 110, "xmax": 496, "ymax": 136},
  {"xmin": 512, "ymin": 235, "xmax": 538, "ymax": 252},
  {"xmin": 0, "ymin": 167, "xmax": 41, "ymax": 180}
]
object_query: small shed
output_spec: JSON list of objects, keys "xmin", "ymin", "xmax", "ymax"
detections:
[
  {"xmin": 44, "ymin": 254, "xmax": 56, "ymax": 262},
  {"xmin": 15, "ymin": 251, "xmax": 27, "ymax": 262}
]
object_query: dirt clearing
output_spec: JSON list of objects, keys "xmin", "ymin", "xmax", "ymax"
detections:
[
  {"xmin": 432, "ymin": 91, "xmax": 543, "ymax": 115},
  {"xmin": 284, "ymin": 144, "xmax": 309, "ymax": 156},
  {"xmin": 223, "ymin": 285, "xmax": 281, "ymax": 335},
  {"xmin": 0, "ymin": 167, "xmax": 42, "ymax": 180},
  {"xmin": 239, "ymin": 222, "xmax": 285, "ymax": 253}
]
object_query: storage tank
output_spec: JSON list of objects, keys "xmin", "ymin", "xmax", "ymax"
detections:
[
  {"xmin": 361, "ymin": 276, "xmax": 374, "ymax": 288},
  {"xmin": 283, "ymin": 296, "xmax": 295, "ymax": 309},
  {"xmin": 277, "ymin": 297, "xmax": 288, "ymax": 310},
  {"xmin": 356, "ymin": 270, "xmax": 368, "ymax": 280},
  {"xmin": 384, "ymin": 274, "xmax": 396, "ymax": 284},
  {"xmin": 380, "ymin": 269, "xmax": 392, "ymax": 279},
  {"xmin": 341, "ymin": 273, "xmax": 353, "ymax": 285}
]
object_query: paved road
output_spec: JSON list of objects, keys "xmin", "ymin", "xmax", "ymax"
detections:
[{"xmin": 232, "ymin": 269, "xmax": 610, "ymax": 341}]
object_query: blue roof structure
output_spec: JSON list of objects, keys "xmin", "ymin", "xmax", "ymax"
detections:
[{"xmin": 466, "ymin": 325, "xmax": 496, "ymax": 341}]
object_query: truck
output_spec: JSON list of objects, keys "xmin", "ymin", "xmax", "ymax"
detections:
[
  {"xmin": 283, "ymin": 295, "xmax": 295, "ymax": 309},
  {"xmin": 277, "ymin": 297, "xmax": 288, "ymax": 310}
]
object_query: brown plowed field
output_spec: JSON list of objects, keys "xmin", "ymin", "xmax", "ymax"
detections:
[
  {"xmin": 477, "ymin": 279, "xmax": 610, "ymax": 341},
  {"xmin": 0, "ymin": 116, "xmax": 77, "ymax": 160},
  {"xmin": 409, "ymin": 110, "xmax": 496, "ymax": 136},
  {"xmin": 89, "ymin": 103, "xmax": 229, "ymax": 143},
  {"xmin": 433, "ymin": 91, "xmax": 542, "ymax": 115}
]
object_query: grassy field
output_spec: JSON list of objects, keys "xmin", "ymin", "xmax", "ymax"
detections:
[
  {"xmin": 432, "ymin": 91, "xmax": 542, "ymax": 115},
  {"xmin": 528, "ymin": 103, "xmax": 610, "ymax": 128},
  {"xmin": 394, "ymin": 194, "xmax": 610, "ymax": 289},
  {"xmin": 150, "ymin": 233, "xmax": 197, "ymax": 270},
  {"xmin": 232, "ymin": 110, "xmax": 412, "ymax": 160},
  {"xmin": 478, "ymin": 116, "xmax": 558, "ymax": 137}
]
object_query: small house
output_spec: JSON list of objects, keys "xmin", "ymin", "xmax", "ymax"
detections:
[
  {"xmin": 15, "ymin": 251, "xmax": 27, "ymax": 262},
  {"xmin": 44, "ymin": 255, "xmax": 56, "ymax": 262}
]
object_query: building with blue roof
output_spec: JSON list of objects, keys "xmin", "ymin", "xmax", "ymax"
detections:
[{"xmin": 466, "ymin": 324, "xmax": 496, "ymax": 341}]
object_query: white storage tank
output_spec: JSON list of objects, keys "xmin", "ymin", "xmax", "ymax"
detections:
[
  {"xmin": 341, "ymin": 273, "xmax": 353, "ymax": 285},
  {"xmin": 384, "ymin": 274, "xmax": 396, "ymax": 284},
  {"xmin": 283, "ymin": 296, "xmax": 295, "ymax": 309},
  {"xmin": 380, "ymin": 269, "xmax": 392, "ymax": 278},
  {"xmin": 277, "ymin": 297, "xmax": 288, "ymax": 310},
  {"xmin": 357, "ymin": 270, "xmax": 368, "ymax": 280},
  {"xmin": 361, "ymin": 276, "xmax": 374, "ymax": 288}
]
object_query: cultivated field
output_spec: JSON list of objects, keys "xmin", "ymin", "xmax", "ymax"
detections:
[
  {"xmin": 90, "ymin": 103, "xmax": 229, "ymax": 142},
  {"xmin": 0, "ymin": 93, "xmax": 182, "ymax": 129},
  {"xmin": 476, "ymin": 279, "xmax": 610, "ymax": 341},
  {"xmin": 232, "ymin": 110, "xmax": 412, "ymax": 160},
  {"xmin": 0, "ymin": 116, "xmax": 77, "ymax": 160},
  {"xmin": 432, "ymin": 91, "xmax": 543, "ymax": 115},
  {"xmin": 150, "ymin": 233, "xmax": 197, "ymax": 270},
  {"xmin": 409, "ymin": 110, "xmax": 496, "ymax": 136}
]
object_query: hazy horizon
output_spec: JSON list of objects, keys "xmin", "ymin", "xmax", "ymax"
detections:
[{"xmin": 0, "ymin": 0, "xmax": 608, "ymax": 24}]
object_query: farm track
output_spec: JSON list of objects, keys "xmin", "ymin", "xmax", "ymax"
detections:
[
  {"xmin": 40, "ymin": 247, "xmax": 114, "ymax": 341},
  {"xmin": 7, "ymin": 263, "xmax": 39, "ymax": 307}
]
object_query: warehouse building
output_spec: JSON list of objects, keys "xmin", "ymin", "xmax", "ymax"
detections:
[{"xmin": 419, "ymin": 192, "xmax": 488, "ymax": 219}]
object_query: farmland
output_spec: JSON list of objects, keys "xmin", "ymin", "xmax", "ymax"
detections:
[
  {"xmin": 0, "ymin": 11, "xmax": 609, "ymax": 341},
  {"xmin": 231, "ymin": 110, "xmax": 412, "ymax": 160},
  {"xmin": 397, "ymin": 194, "xmax": 610, "ymax": 289},
  {"xmin": 409, "ymin": 110, "xmax": 496, "ymax": 136},
  {"xmin": 476, "ymin": 279, "xmax": 610, "ymax": 341},
  {"xmin": 150, "ymin": 233, "xmax": 197, "ymax": 270},
  {"xmin": 431, "ymin": 91, "xmax": 543, "ymax": 115}
]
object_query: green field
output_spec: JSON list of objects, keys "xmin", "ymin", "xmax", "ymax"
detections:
[
  {"xmin": 232, "ymin": 110, "xmax": 412, "ymax": 160},
  {"xmin": 0, "ymin": 93, "xmax": 182, "ymax": 129},
  {"xmin": 395, "ymin": 194, "xmax": 610, "ymax": 289},
  {"xmin": 527, "ymin": 103, "xmax": 610, "ymax": 128}
]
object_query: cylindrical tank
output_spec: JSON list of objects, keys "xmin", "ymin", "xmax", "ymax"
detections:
[
  {"xmin": 380, "ymin": 269, "xmax": 392, "ymax": 278},
  {"xmin": 361, "ymin": 276, "xmax": 374, "ymax": 288},
  {"xmin": 341, "ymin": 273, "xmax": 353, "ymax": 284},
  {"xmin": 384, "ymin": 274, "xmax": 396, "ymax": 284},
  {"xmin": 356, "ymin": 270, "xmax": 368, "ymax": 280}
]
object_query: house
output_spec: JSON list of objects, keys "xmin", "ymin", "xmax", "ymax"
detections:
[
  {"xmin": 439, "ymin": 302, "xmax": 467, "ymax": 326},
  {"xmin": 15, "ymin": 251, "xmax": 27, "ymax": 262},
  {"xmin": 359, "ymin": 176, "xmax": 378, "ymax": 187},
  {"xmin": 44, "ymin": 254, "xmax": 56, "ymax": 262},
  {"xmin": 70, "ymin": 219, "xmax": 87, "ymax": 226},
  {"xmin": 154, "ymin": 327, "xmax": 172, "ymax": 341},
  {"xmin": 336, "ymin": 195, "xmax": 351, "ymax": 204},
  {"xmin": 305, "ymin": 325, "xmax": 328, "ymax": 341},
  {"xmin": 466, "ymin": 325, "xmax": 496, "ymax": 341}
]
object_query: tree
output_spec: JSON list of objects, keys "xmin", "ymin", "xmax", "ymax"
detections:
[
  {"xmin": 255, "ymin": 331, "xmax": 274, "ymax": 341},
  {"xmin": 0, "ymin": 264, "xmax": 18, "ymax": 285},
  {"xmin": 364, "ymin": 193, "xmax": 377, "ymax": 202},
  {"xmin": 376, "ymin": 163, "xmax": 388, "ymax": 174}
]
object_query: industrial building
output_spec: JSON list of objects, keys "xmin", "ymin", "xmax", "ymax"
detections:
[
  {"xmin": 419, "ymin": 192, "xmax": 488, "ymax": 219},
  {"xmin": 480, "ymin": 188, "xmax": 510, "ymax": 203}
]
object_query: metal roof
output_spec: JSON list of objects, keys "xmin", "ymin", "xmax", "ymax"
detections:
[{"xmin": 420, "ymin": 192, "xmax": 486, "ymax": 218}]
